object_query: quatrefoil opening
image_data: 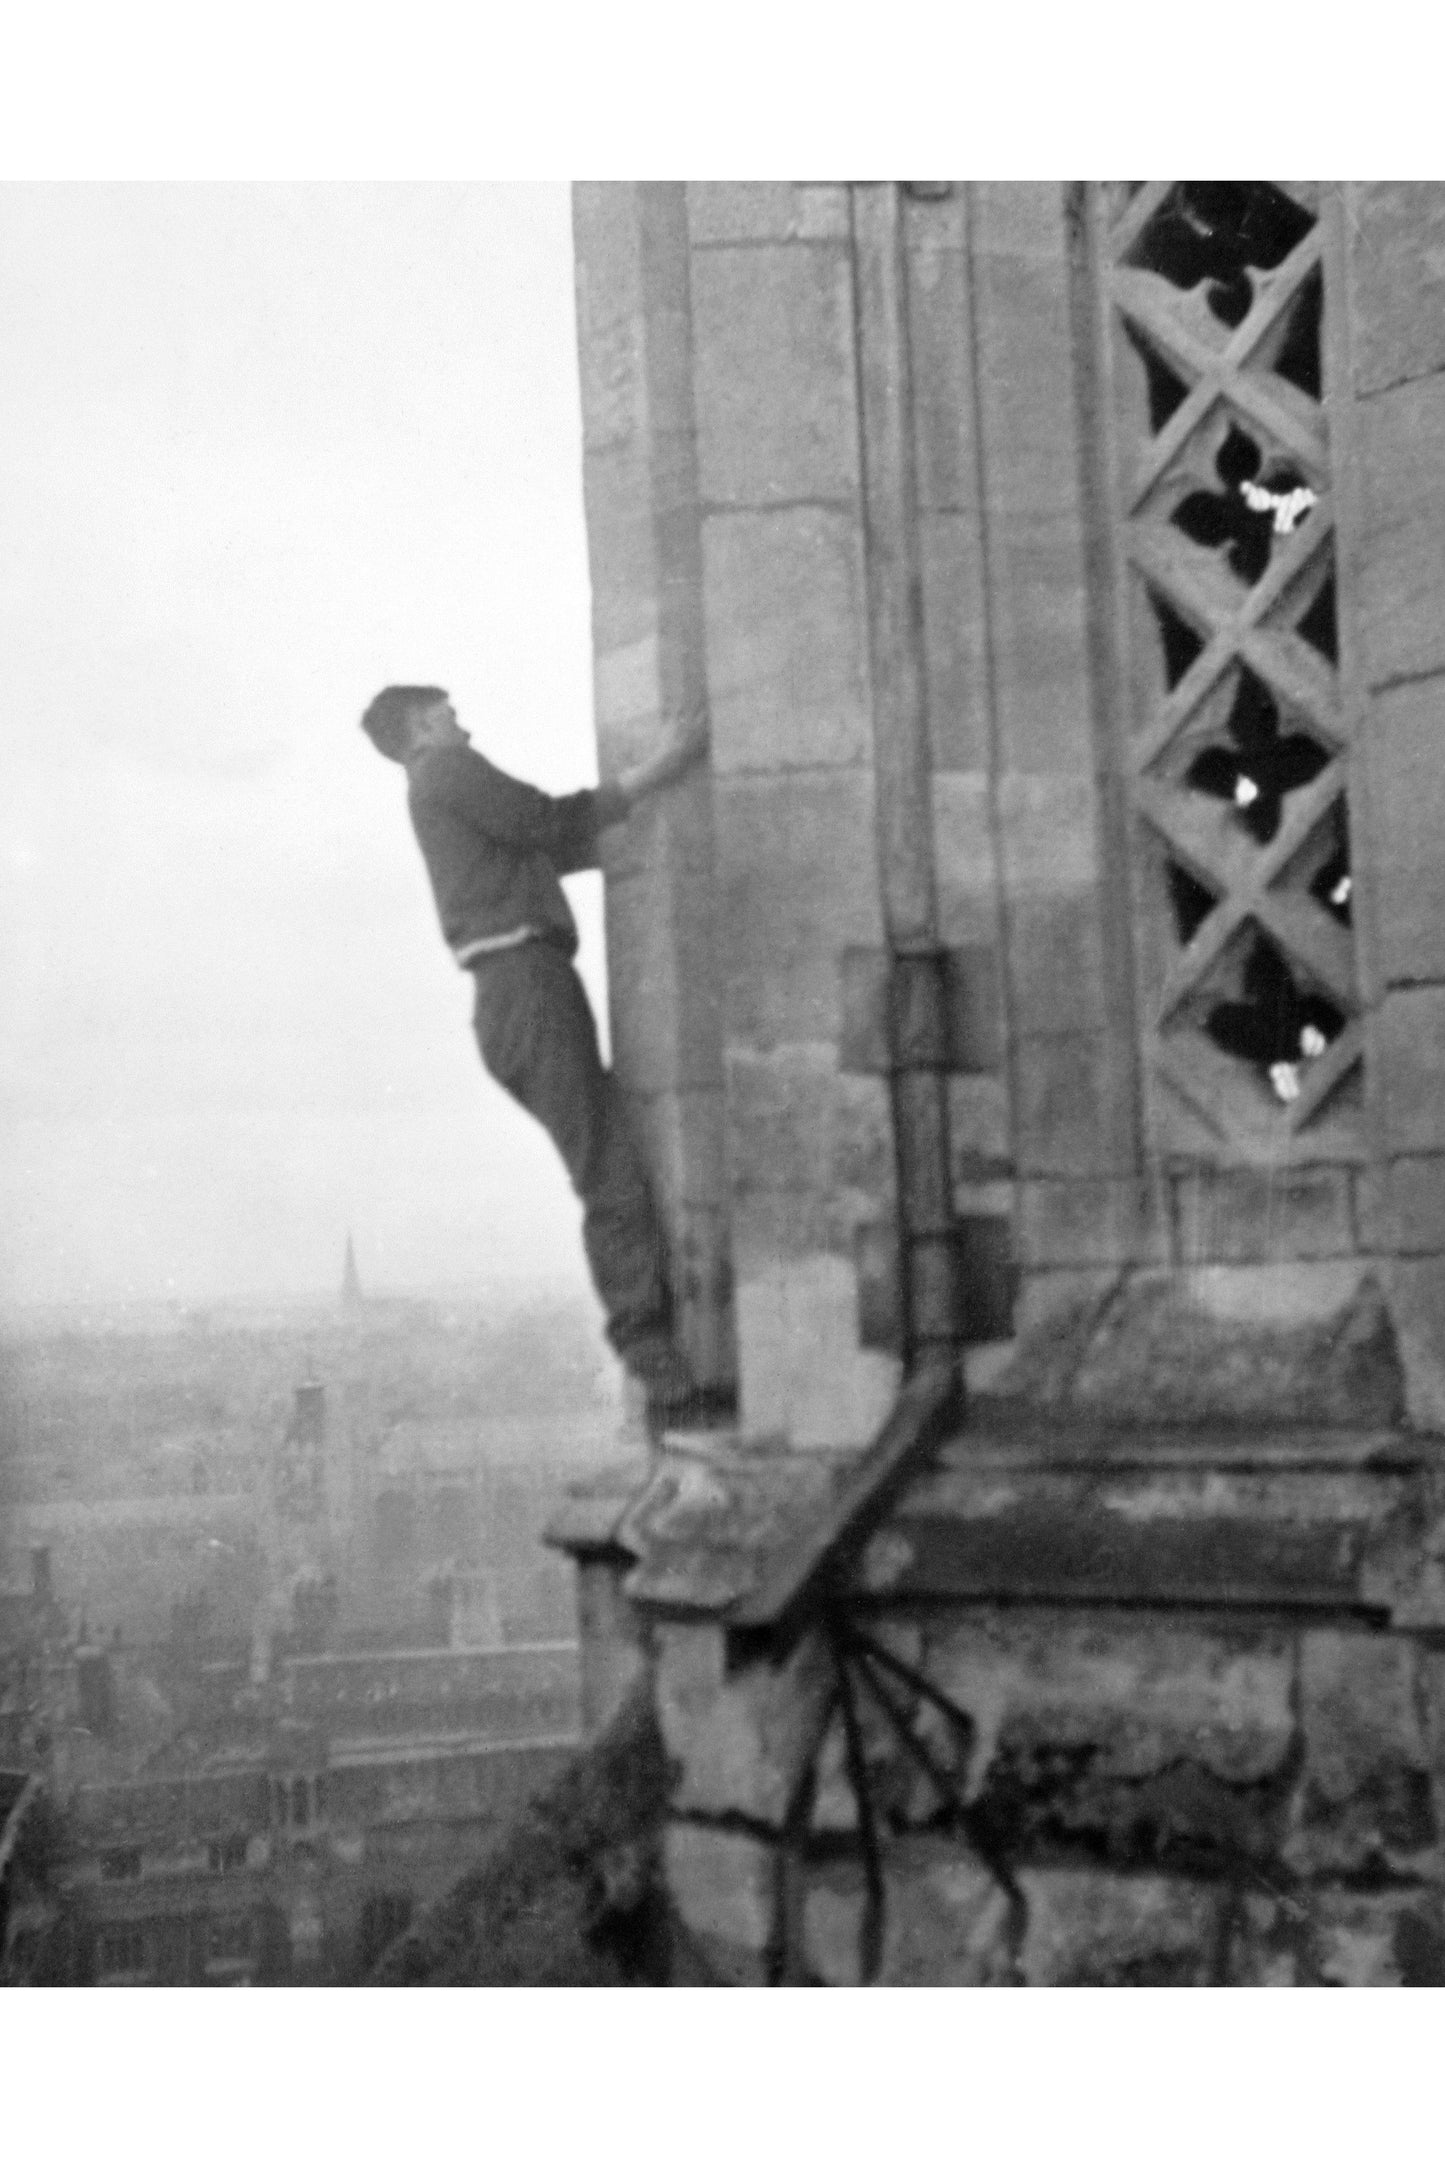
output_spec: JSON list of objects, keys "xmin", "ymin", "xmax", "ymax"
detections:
[
  {"xmin": 1182, "ymin": 668, "xmax": 1330, "ymax": 845},
  {"xmin": 1202, "ymin": 927, "xmax": 1345, "ymax": 1105},
  {"xmin": 1127, "ymin": 182, "xmax": 1316, "ymax": 330},
  {"xmin": 1171, "ymin": 423, "xmax": 1317, "ymax": 588}
]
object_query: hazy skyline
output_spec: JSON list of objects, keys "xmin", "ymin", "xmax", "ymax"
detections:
[{"xmin": 1, "ymin": 182, "xmax": 608, "ymax": 1309}]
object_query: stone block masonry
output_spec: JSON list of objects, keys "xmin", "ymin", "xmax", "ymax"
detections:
[
  {"xmin": 652, "ymin": 1580, "xmax": 1445, "ymax": 1987},
  {"xmin": 573, "ymin": 178, "xmax": 1445, "ymax": 1430},
  {"xmin": 1343, "ymin": 183, "xmax": 1445, "ymax": 1422},
  {"xmin": 558, "ymin": 182, "xmax": 1445, "ymax": 1990},
  {"xmin": 573, "ymin": 183, "xmax": 735, "ymax": 1393}
]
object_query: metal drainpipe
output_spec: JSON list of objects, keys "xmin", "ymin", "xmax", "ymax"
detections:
[{"xmin": 849, "ymin": 182, "xmax": 966, "ymax": 1385}]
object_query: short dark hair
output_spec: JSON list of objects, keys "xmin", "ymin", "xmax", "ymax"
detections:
[{"xmin": 360, "ymin": 684, "xmax": 448, "ymax": 763}]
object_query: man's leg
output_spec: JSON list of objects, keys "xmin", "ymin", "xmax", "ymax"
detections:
[{"xmin": 468, "ymin": 944, "xmax": 690, "ymax": 1394}]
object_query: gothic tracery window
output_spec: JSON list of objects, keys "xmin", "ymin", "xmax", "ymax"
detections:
[{"xmin": 1097, "ymin": 181, "xmax": 1360, "ymax": 1155}]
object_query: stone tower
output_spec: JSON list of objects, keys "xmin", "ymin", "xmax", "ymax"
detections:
[{"xmin": 547, "ymin": 182, "xmax": 1445, "ymax": 1987}]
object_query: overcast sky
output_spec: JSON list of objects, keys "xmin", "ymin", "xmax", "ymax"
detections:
[{"xmin": 0, "ymin": 181, "xmax": 608, "ymax": 1309}]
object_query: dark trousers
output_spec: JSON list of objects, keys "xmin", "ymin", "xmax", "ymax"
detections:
[{"xmin": 468, "ymin": 942, "xmax": 677, "ymax": 1380}]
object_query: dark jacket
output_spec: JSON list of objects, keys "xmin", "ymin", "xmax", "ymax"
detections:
[{"xmin": 406, "ymin": 743, "xmax": 625, "ymax": 960}]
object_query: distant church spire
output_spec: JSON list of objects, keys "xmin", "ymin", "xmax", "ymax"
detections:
[{"xmin": 341, "ymin": 1233, "xmax": 364, "ymax": 1310}]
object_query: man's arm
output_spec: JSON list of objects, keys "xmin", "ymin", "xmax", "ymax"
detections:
[
  {"xmin": 550, "ymin": 704, "xmax": 709, "ymax": 871},
  {"xmin": 413, "ymin": 704, "xmax": 709, "ymax": 872}
]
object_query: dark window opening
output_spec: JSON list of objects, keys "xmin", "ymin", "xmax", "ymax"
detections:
[
  {"xmin": 1204, "ymin": 929, "xmax": 1345, "ymax": 1102},
  {"xmin": 291, "ymin": 1777, "xmax": 310, "ymax": 1830},
  {"xmin": 1148, "ymin": 587, "xmax": 1206, "ymax": 690},
  {"xmin": 1295, "ymin": 573, "xmax": 1338, "ymax": 664},
  {"xmin": 1167, "ymin": 861, "xmax": 1219, "ymax": 944},
  {"xmin": 1172, "ymin": 423, "xmax": 1316, "ymax": 588},
  {"xmin": 1270, "ymin": 266, "xmax": 1323, "ymax": 401},
  {"xmin": 1124, "ymin": 321, "xmax": 1191, "ymax": 432},
  {"xmin": 1183, "ymin": 669, "xmax": 1330, "ymax": 843},
  {"xmin": 1128, "ymin": 182, "xmax": 1316, "ymax": 329},
  {"xmin": 208, "ymin": 1833, "xmax": 249, "ymax": 1875},
  {"xmin": 100, "ymin": 1846, "xmax": 142, "ymax": 1882}
]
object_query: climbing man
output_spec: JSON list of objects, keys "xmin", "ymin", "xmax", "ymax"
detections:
[{"xmin": 360, "ymin": 685, "xmax": 720, "ymax": 1432}]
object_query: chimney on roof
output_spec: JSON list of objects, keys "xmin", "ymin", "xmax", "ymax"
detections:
[{"xmin": 341, "ymin": 1233, "xmax": 364, "ymax": 1310}]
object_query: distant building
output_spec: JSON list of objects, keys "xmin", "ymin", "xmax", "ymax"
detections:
[{"xmin": 341, "ymin": 1235, "xmax": 364, "ymax": 1313}]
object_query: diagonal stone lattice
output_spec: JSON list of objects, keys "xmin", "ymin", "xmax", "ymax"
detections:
[{"xmin": 1103, "ymin": 182, "xmax": 1360, "ymax": 1148}]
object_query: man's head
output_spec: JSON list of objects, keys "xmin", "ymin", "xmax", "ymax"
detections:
[{"xmin": 359, "ymin": 685, "xmax": 466, "ymax": 763}]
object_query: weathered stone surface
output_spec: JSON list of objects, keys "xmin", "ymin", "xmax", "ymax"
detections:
[
  {"xmin": 949, "ymin": 1073, "xmax": 1013, "ymax": 1182},
  {"xmin": 701, "ymin": 507, "xmax": 872, "ymax": 774},
  {"xmin": 1351, "ymin": 183, "xmax": 1445, "ymax": 396},
  {"xmin": 686, "ymin": 182, "xmax": 850, "ymax": 247},
  {"xmin": 1014, "ymin": 1032, "xmax": 1135, "ymax": 1179},
  {"xmin": 655, "ymin": 1621, "xmax": 832, "ymax": 1827},
  {"xmin": 1223, "ymin": 1892, "xmax": 1309, "ymax": 1988},
  {"xmin": 908, "ymin": 245, "xmax": 979, "ymax": 516},
  {"xmin": 1040, "ymin": 1267, "xmax": 1405, "ymax": 1426},
  {"xmin": 1313, "ymin": 1889, "xmax": 1445, "ymax": 1986},
  {"xmin": 617, "ymin": 1445, "xmax": 842, "ymax": 1613},
  {"xmin": 986, "ymin": 518, "xmax": 1096, "ymax": 776},
  {"xmin": 803, "ymin": 1840, "xmax": 1017, "ymax": 1986},
  {"xmin": 581, "ymin": 444, "xmax": 662, "ymax": 654},
  {"xmin": 573, "ymin": 184, "xmax": 648, "ymax": 456},
  {"xmin": 736, "ymin": 1254, "xmax": 902, "ymax": 1450},
  {"xmin": 1285, "ymin": 1630, "xmax": 1434, "ymax": 1876},
  {"xmin": 730, "ymin": 1183, "xmax": 885, "ymax": 1270},
  {"xmin": 1016, "ymin": 1178, "xmax": 1168, "ymax": 1273},
  {"xmin": 1364, "ymin": 677, "xmax": 1445, "ymax": 982},
  {"xmin": 605, "ymin": 867, "xmax": 724, "ymax": 1095},
  {"xmin": 972, "ymin": 196, "xmax": 1080, "ymax": 522},
  {"xmin": 1359, "ymin": 374, "xmax": 1445, "ymax": 687},
  {"xmin": 1386, "ymin": 1257, "xmax": 1445, "ymax": 1433},
  {"xmin": 892, "ymin": 1441, "xmax": 1410, "ymax": 1618},
  {"xmin": 971, "ymin": 180, "xmax": 1069, "ymax": 268},
  {"xmin": 691, "ymin": 245, "xmax": 859, "ymax": 508},
  {"xmin": 725, "ymin": 1046, "xmax": 892, "ymax": 1206},
  {"xmin": 1017, "ymin": 1867, "xmax": 1223, "ymax": 1986},
  {"xmin": 997, "ymin": 771, "xmax": 1098, "ymax": 891},
  {"xmin": 663, "ymin": 1822, "xmax": 779, "ymax": 1983},
  {"xmin": 1226, "ymin": 1885, "xmax": 1445, "ymax": 1986},
  {"xmin": 1377, "ymin": 988, "xmax": 1445, "ymax": 1159},
  {"xmin": 1369, "ymin": 1156, "xmax": 1445, "ymax": 1259},
  {"xmin": 713, "ymin": 770, "xmax": 885, "ymax": 1052},
  {"xmin": 996, "ymin": 775, "xmax": 1107, "ymax": 1036},
  {"xmin": 921, "ymin": 515, "xmax": 990, "ymax": 771},
  {"xmin": 917, "ymin": 1611, "xmax": 1295, "ymax": 1872},
  {"xmin": 1168, "ymin": 1165, "xmax": 1357, "ymax": 1266},
  {"xmin": 931, "ymin": 770, "xmax": 997, "ymax": 946}
]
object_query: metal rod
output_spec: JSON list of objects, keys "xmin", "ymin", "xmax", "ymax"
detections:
[
  {"xmin": 848, "ymin": 1625, "xmax": 977, "ymax": 1749},
  {"xmin": 849, "ymin": 1641, "xmax": 972, "ymax": 1824},
  {"xmin": 829, "ymin": 1617, "xmax": 886, "ymax": 1984}
]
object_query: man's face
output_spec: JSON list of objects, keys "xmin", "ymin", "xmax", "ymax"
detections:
[{"xmin": 408, "ymin": 697, "xmax": 468, "ymax": 755}]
